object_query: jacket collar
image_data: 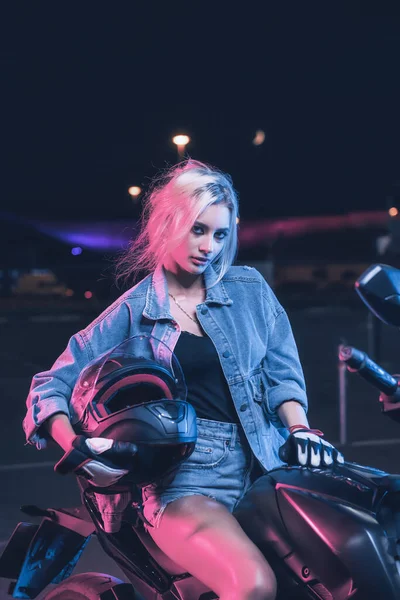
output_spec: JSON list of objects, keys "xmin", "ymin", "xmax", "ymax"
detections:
[{"xmin": 143, "ymin": 263, "xmax": 233, "ymax": 321}]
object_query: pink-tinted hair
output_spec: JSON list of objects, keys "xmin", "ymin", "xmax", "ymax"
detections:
[{"xmin": 115, "ymin": 159, "xmax": 240, "ymax": 288}]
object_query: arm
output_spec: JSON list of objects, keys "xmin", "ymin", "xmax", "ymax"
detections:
[
  {"xmin": 262, "ymin": 307, "xmax": 308, "ymax": 419},
  {"xmin": 259, "ymin": 278, "xmax": 343, "ymax": 466},
  {"xmin": 277, "ymin": 400, "xmax": 310, "ymax": 430},
  {"xmin": 23, "ymin": 302, "xmax": 131, "ymax": 448},
  {"xmin": 42, "ymin": 397, "xmax": 134, "ymax": 491},
  {"xmin": 44, "ymin": 413, "xmax": 77, "ymax": 452},
  {"xmin": 276, "ymin": 383, "xmax": 344, "ymax": 468},
  {"xmin": 47, "ymin": 413, "xmax": 133, "ymax": 488},
  {"xmin": 23, "ymin": 333, "xmax": 91, "ymax": 448}
]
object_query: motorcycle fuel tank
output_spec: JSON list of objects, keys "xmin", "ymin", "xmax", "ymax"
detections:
[{"xmin": 234, "ymin": 463, "xmax": 400, "ymax": 599}]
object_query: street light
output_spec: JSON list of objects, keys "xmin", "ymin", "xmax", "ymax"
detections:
[
  {"xmin": 172, "ymin": 134, "xmax": 190, "ymax": 161},
  {"xmin": 128, "ymin": 186, "xmax": 142, "ymax": 202}
]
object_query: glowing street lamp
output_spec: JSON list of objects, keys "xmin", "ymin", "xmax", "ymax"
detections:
[
  {"xmin": 128, "ymin": 186, "xmax": 142, "ymax": 197},
  {"xmin": 172, "ymin": 134, "xmax": 190, "ymax": 161},
  {"xmin": 128, "ymin": 186, "xmax": 142, "ymax": 203}
]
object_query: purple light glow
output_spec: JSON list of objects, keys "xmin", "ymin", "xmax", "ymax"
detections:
[
  {"xmin": 7, "ymin": 212, "xmax": 387, "ymax": 254},
  {"xmin": 71, "ymin": 247, "xmax": 83, "ymax": 256},
  {"xmin": 33, "ymin": 221, "xmax": 138, "ymax": 252}
]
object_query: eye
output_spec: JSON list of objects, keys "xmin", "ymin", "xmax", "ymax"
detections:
[
  {"xmin": 215, "ymin": 231, "xmax": 228, "ymax": 240},
  {"xmin": 192, "ymin": 225, "xmax": 203, "ymax": 235}
]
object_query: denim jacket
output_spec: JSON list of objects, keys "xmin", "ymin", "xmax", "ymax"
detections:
[{"xmin": 24, "ymin": 263, "xmax": 307, "ymax": 474}]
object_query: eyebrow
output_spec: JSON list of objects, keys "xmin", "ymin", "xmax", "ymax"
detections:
[{"xmin": 194, "ymin": 220, "xmax": 230, "ymax": 232}]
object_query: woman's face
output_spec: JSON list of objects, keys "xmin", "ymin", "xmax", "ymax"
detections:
[{"xmin": 166, "ymin": 203, "xmax": 231, "ymax": 275}]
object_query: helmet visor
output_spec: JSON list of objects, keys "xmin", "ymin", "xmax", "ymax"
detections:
[{"xmin": 71, "ymin": 334, "xmax": 187, "ymax": 413}]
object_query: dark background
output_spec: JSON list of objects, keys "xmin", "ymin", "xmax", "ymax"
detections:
[{"xmin": 2, "ymin": 3, "xmax": 400, "ymax": 224}]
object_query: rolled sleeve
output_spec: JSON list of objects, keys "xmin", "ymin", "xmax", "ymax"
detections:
[
  {"xmin": 23, "ymin": 333, "xmax": 90, "ymax": 448},
  {"xmin": 262, "ymin": 309, "xmax": 308, "ymax": 417}
]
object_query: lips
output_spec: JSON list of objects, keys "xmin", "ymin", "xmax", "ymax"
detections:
[{"xmin": 191, "ymin": 257, "xmax": 209, "ymax": 264}]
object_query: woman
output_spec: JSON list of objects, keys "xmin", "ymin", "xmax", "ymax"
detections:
[{"xmin": 23, "ymin": 160, "xmax": 343, "ymax": 600}]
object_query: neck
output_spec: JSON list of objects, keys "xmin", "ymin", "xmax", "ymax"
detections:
[{"xmin": 162, "ymin": 265, "xmax": 205, "ymax": 297}]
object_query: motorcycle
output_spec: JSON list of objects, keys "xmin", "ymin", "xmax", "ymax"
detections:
[{"xmin": 2, "ymin": 263, "xmax": 400, "ymax": 600}]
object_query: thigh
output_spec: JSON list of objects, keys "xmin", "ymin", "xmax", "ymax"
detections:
[
  {"xmin": 146, "ymin": 494, "xmax": 275, "ymax": 596},
  {"xmin": 141, "ymin": 427, "xmax": 254, "ymax": 528}
]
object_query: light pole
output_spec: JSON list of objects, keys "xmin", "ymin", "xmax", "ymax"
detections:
[{"xmin": 172, "ymin": 134, "xmax": 190, "ymax": 162}]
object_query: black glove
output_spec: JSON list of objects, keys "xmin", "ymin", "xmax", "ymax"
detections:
[
  {"xmin": 279, "ymin": 427, "xmax": 344, "ymax": 468},
  {"xmin": 54, "ymin": 435, "xmax": 138, "ymax": 488}
]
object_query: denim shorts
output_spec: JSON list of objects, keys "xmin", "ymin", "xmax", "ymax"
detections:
[{"xmin": 140, "ymin": 418, "xmax": 263, "ymax": 530}]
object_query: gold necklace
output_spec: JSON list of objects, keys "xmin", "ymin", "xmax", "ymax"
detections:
[{"xmin": 168, "ymin": 293, "xmax": 199, "ymax": 324}]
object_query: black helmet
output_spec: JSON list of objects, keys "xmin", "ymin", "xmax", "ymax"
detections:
[{"xmin": 71, "ymin": 334, "xmax": 197, "ymax": 487}]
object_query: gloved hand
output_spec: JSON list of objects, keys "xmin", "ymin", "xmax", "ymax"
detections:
[
  {"xmin": 54, "ymin": 435, "xmax": 138, "ymax": 488},
  {"xmin": 278, "ymin": 425, "xmax": 344, "ymax": 468}
]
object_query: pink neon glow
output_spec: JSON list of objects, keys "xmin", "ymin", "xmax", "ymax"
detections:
[
  {"xmin": 238, "ymin": 211, "xmax": 387, "ymax": 245},
  {"xmin": 276, "ymin": 483, "xmax": 337, "ymax": 553}
]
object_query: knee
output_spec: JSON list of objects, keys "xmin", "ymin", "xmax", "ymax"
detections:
[{"xmin": 238, "ymin": 562, "xmax": 277, "ymax": 600}]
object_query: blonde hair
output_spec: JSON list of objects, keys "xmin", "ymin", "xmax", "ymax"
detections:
[{"xmin": 115, "ymin": 159, "xmax": 239, "ymax": 288}]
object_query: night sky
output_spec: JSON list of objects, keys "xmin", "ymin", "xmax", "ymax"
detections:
[{"xmin": 2, "ymin": 3, "xmax": 400, "ymax": 224}]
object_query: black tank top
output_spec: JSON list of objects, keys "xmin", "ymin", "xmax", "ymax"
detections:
[{"xmin": 174, "ymin": 331, "xmax": 240, "ymax": 423}]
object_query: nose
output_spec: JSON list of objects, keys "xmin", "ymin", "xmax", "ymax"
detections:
[{"xmin": 199, "ymin": 234, "xmax": 214, "ymax": 255}]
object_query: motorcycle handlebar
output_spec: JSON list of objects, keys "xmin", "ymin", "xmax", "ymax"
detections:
[{"xmin": 338, "ymin": 345, "xmax": 399, "ymax": 396}]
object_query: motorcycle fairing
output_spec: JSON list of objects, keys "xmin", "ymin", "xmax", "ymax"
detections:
[
  {"xmin": 0, "ymin": 523, "xmax": 39, "ymax": 582},
  {"xmin": 83, "ymin": 490, "xmax": 176, "ymax": 594},
  {"xmin": 235, "ymin": 465, "xmax": 400, "ymax": 600},
  {"xmin": 2, "ymin": 518, "xmax": 91, "ymax": 599}
]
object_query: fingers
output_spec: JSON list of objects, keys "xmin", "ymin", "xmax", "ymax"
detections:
[
  {"xmin": 334, "ymin": 448, "xmax": 345, "ymax": 464},
  {"xmin": 293, "ymin": 432, "xmax": 320, "ymax": 466},
  {"xmin": 293, "ymin": 432, "xmax": 343, "ymax": 467},
  {"xmin": 321, "ymin": 440, "xmax": 344, "ymax": 466},
  {"xmin": 111, "ymin": 440, "xmax": 138, "ymax": 457},
  {"xmin": 85, "ymin": 438, "xmax": 137, "ymax": 460},
  {"xmin": 85, "ymin": 438, "xmax": 114, "ymax": 455}
]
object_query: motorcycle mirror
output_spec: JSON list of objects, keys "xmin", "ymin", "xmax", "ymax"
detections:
[{"xmin": 355, "ymin": 264, "xmax": 400, "ymax": 327}]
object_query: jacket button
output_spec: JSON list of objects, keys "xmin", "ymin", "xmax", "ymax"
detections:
[
  {"xmin": 201, "ymin": 307, "xmax": 208, "ymax": 315},
  {"xmin": 240, "ymin": 403, "xmax": 248, "ymax": 412},
  {"xmin": 223, "ymin": 350, "xmax": 230, "ymax": 358}
]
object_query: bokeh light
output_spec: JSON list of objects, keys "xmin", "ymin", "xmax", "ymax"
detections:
[
  {"xmin": 172, "ymin": 134, "xmax": 190, "ymax": 146},
  {"xmin": 71, "ymin": 246, "xmax": 82, "ymax": 256},
  {"xmin": 128, "ymin": 186, "xmax": 142, "ymax": 197},
  {"xmin": 252, "ymin": 130, "xmax": 265, "ymax": 146},
  {"xmin": 84, "ymin": 291, "xmax": 93, "ymax": 299},
  {"xmin": 389, "ymin": 207, "xmax": 399, "ymax": 217}
]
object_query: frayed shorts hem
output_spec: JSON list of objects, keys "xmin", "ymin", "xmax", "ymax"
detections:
[
  {"xmin": 140, "ymin": 418, "xmax": 257, "ymax": 532},
  {"xmin": 142, "ymin": 492, "xmax": 217, "ymax": 532}
]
